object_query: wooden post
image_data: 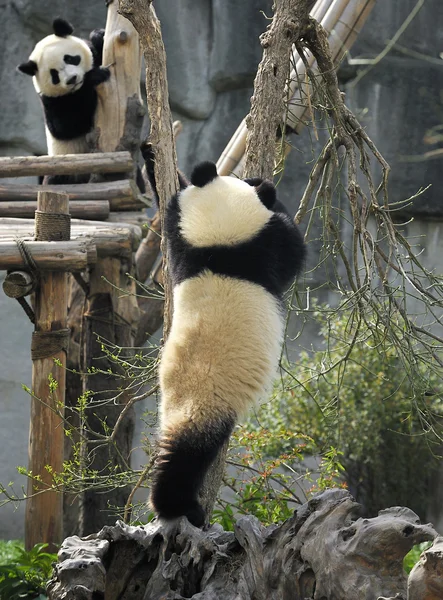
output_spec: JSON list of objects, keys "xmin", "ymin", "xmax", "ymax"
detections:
[
  {"xmin": 78, "ymin": 0, "xmax": 142, "ymax": 534},
  {"xmin": 25, "ymin": 191, "xmax": 69, "ymax": 551}
]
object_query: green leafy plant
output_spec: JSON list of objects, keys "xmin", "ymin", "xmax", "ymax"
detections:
[
  {"xmin": 0, "ymin": 542, "xmax": 56, "ymax": 600},
  {"xmin": 213, "ymin": 426, "xmax": 345, "ymax": 530},
  {"xmin": 403, "ymin": 542, "xmax": 433, "ymax": 574},
  {"xmin": 251, "ymin": 306, "xmax": 443, "ymax": 518}
]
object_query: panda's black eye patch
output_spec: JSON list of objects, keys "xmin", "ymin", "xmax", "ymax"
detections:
[
  {"xmin": 64, "ymin": 54, "xmax": 81, "ymax": 66},
  {"xmin": 50, "ymin": 69, "xmax": 60, "ymax": 85}
]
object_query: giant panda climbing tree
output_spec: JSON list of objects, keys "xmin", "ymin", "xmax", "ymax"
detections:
[
  {"xmin": 45, "ymin": 0, "xmax": 443, "ymax": 599},
  {"xmin": 0, "ymin": 0, "xmax": 442, "ymax": 596}
]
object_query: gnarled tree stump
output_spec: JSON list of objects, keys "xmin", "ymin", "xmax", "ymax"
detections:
[{"xmin": 47, "ymin": 489, "xmax": 439, "ymax": 600}]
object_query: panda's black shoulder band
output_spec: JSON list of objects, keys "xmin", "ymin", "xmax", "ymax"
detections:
[
  {"xmin": 191, "ymin": 161, "xmax": 218, "ymax": 187},
  {"xmin": 53, "ymin": 18, "xmax": 74, "ymax": 37}
]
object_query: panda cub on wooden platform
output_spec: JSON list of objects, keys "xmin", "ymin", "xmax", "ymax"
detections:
[
  {"xmin": 18, "ymin": 18, "xmax": 110, "ymax": 182},
  {"xmin": 144, "ymin": 151, "xmax": 306, "ymax": 527}
]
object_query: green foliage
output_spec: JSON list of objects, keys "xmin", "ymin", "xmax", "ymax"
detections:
[
  {"xmin": 0, "ymin": 541, "xmax": 22, "ymax": 566},
  {"xmin": 403, "ymin": 542, "xmax": 432, "ymax": 574},
  {"xmin": 213, "ymin": 426, "xmax": 346, "ymax": 530},
  {"xmin": 252, "ymin": 307, "xmax": 443, "ymax": 517},
  {"xmin": 0, "ymin": 541, "xmax": 56, "ymax": 600}
]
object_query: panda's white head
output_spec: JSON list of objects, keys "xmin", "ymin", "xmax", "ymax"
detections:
[
  {"xmin": 18, "ymin": 18, "xmax": 93, "ymax": 97},
  {"xmin": 178, "ymin": 162, "xmax": 277, "ymax": 248}
]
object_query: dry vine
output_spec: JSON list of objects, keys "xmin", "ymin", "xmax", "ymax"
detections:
[{"xmin": 285, "ymin": 19, "xmax": 443, "ymax": 443}]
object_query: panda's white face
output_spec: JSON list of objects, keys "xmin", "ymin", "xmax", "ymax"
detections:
[
  {"xmin": 29, "ymin": 34, "xmax": 93, "ymax": 97},
  {"xmin": 178, "ymin": 175, "xmax": 272, "ymax": 248}
]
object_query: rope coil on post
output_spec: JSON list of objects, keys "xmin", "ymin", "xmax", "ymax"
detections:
[
  {"xmin": 35, "ymin": 211, "xmax": 71, "ymax": 241},
  {"xmin": 31, "ymin": 329, "xmax": 71, "ymax": 360},
  {"xmin": 4, "ymin": 238, "xmax": 42, "ymax": 323}
]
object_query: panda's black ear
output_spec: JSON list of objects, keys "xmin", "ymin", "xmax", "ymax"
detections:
[
  {"xmin": 255, "ymin": 180, "xmax": 277, "ymax": 210},
  {"xmin": 17, "ymin": 60, "xmax": 38, "ymax": 76},
  {"xmin": 244, "ymin": 177, "xmax": 263, "ymax": 188},
  {"xmin": 191, "ymin": 162, "xmax": 218, "ymax": 187},
  {"xmin": 53, "ymin": 18, "xmax": 74, "ymax": 37}
]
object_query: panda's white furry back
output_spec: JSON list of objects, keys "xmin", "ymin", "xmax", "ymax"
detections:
[{"xmin": 148, "ymin": 159, "xmax": 306, "ymax": 527}]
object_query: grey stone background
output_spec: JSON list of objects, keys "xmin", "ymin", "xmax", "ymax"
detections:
[{"xmin": 1, "ymin": 0, "xmax": 443, "ymax": 538}]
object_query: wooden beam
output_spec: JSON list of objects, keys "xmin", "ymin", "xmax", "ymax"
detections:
[
  {"xmin": 0, "ymin": 179, "xmax": 147, "ymax": 211},
  {"xmin": 0, "ymin": 200, "xmax": 110, "ymax": 220},
  {"xmin": 107, "ymin": 211, "xmax": 150, "ymax": 233},
  {"xmin": 0, "ymin": 219, "xmax": 142, "ymax": 255},
  {"xmin": 0, "ymin": 240, "xmax": 96, "ymax": 271},
  {"xmin": 0, "ymin": 152, "xmax": 133, "ymax": 178},
  {"xmin": 2, "ymin": 271, "xmax": 34, "ymax": 298},
  {"xmin": 25, "ymin": 191, "xmax": 69, "ymax": 551}
]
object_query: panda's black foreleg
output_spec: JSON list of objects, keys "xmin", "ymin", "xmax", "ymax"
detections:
[
  {"xmin": 140, "ymin": 141, "xmax": 189, "ymax": 208},
  {"xmin": 89, "ymin": 28, "xmax": 105, "ymax": 68},
  {"xmin": 150, "ymin": 415, "xmax": 235, "ymax": 527}
]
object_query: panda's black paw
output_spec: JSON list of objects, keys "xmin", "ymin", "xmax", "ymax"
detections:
[
  {"xmin": 140, "ymin": 141, "xmax": 154, "ymax": 164},
  {"xmin": 89, "ymin": 28, "xmax": 105, "ymax": 66},
  {"xmin": 88, "ymin": 66, "xmax": 111, "ymax": 87},
  {"xmin": 185, "ymin": 501, "xmax": 206, "ymax": 528}
]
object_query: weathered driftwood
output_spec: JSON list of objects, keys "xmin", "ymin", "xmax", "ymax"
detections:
[
  {"xmin": 47, "ymin": 489, "xmax": 439, "ymax": 600},
  {"xmin": 0, "ymin": 240, "xmax": 95, "ymax": 272},
  {"xmin": 0, "ymin": 200, "xmax": 110, "ymax": 220},
  {"xmin": 0, "ymin": 152, "xmax": 133, "ymax": 178},
  {"xmin": 25, "ymin": 191, "xmax": 69, "ymax": 551},
  {"xmin": 408, "ymin": 536, "xmax": 443, "ymax": 600}
]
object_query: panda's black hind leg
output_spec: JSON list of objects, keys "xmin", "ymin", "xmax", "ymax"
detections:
[{"xmin": 185, "ymin": 501, "xmax": 206, "ymax": 528}]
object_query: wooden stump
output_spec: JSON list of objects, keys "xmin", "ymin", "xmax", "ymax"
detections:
[{"xmin": 47, "ymin": 489, "xmax": 439, "ymax": 600}]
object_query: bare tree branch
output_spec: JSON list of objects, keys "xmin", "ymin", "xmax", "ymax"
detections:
[{"xmin": 243, "ymin": 0, "xmax": 315, "ymax": 179}]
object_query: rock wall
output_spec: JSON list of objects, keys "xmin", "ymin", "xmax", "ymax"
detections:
[{"xmin": 1, "ymin": 0, "xmax": 443, "ymax": 538}]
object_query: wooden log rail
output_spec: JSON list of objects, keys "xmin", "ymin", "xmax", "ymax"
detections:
[
  {"xmin": 0, "ymin": 152, "xmax": 133, "ymax": 178},
  {"xmin": 0, "ymin": 179, "xmax": 147, "ymax": 212},
  {"xmin": 0, "ymin": 218, "xmax": 142, "ymax": 258},
  {"xmin": 0, "ymin": 200, "xmax": 110, "ymax": 220},
  {"xmin": 0, "ymin": 240, "xmax": 96, "ymax": 271}
]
